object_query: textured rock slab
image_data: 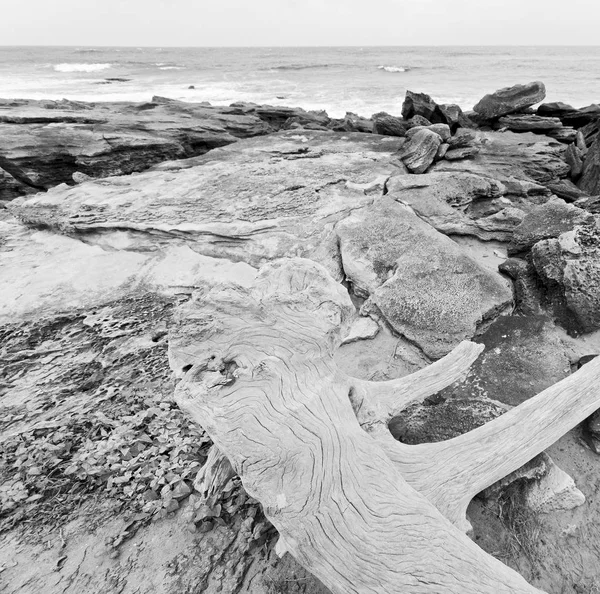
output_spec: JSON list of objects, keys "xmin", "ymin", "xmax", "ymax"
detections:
[
  {"xmin": 431, "ymin": 130, "xmax": 570, "ymax": 188},
  {"xmin": 525, "ymin": 458, "xmax": 586, "ymax": 513},
  {"xmin": 579, "ymin": 135, "xmax": 600, "ymax": 195},
  {"xmin": 473, "ymin": 81, "xmax": 546, "ymax": 119},
  {"xmin": 371, "ymin": 112, "xmax": 409, "ymax": 137},
  {"xmin": 386, "ymin": 171, "xmax": 526, "ymax": 241},
  {"xmin": 337, "ymin": 198, "xmax": 513, "ymax": 358},
  {"xmin": 497, "ymin": 114, "xmax": 563, "ymax": 133},
  {"xmin": 437, "ymin": 315, "xmax": 571, "ymax": 407},
  {"xmin": 532, "ymin": 219, "xmax": 600, "ymax": 333},
  {"xmin": 0, "ymin": 97, "xmax": 278, "ymax": 197},
  {"xmin": 0, "ymin": 215, "xmax": 256, "ymax": 323},
  {"xmin": 398, "ymin": 128, "xmax": 441, "ymax": 173},
  {"xmin": 7, "ymin": 131, "xmax": 404, "ymax": 277},
  {"xmin": 508, "ymin": 198, "xmax": 593, "ymax": 254}
]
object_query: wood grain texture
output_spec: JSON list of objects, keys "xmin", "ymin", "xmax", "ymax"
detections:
[{"xmin": 170, "ymin": 258, "xmax": 549, "ymax": 593}]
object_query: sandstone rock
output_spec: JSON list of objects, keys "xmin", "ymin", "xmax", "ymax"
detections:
[
  {"xmin": 574, "ymin": 195, "xmax": 600, "ymax": 214},
  {"xmin": 0, "ymin": 167, "xmax": 39, "ymax": 202},
  {"xmin": 537, "ymin": 102, "xmax": 576, "ymax": 119},
  {"xmin": 473, "ymin": 81, "xmax": 546, "ymax": 119},
  {"xmin": 431, "ymin": 130, "xmax": 570, "ymax": 188},
  {"xmin": 545, "ymin": 179, "xmax": 588, "ymax": 202},
  {"xmin": 330, "ymin": 112, "xmax": 374, "ymax": 133},
  {"xmin": 336, "ymin": 197, "xmax": 512, "ymax": 358},
  {"xmin": 407, "ymin": 115, "xmax": 432, "ymax": 128},
  {"xmin": 565, "ymin": 144, "xmax": 584, "ymax": 180},
  {"xmin": 0, "ymin": 97, "xmax": 275, "ymax": 199},
  {"xmin": 397, "ymin": 128, "xmax": 441, "ymax": 174},
  {"xmin": 389, "ymin": 396, "xmax": 508, "ymax": 444},
  {"xmin": 340, "ymin": 317, "xmax": 380, "ymax": 345},
  {"xmin": 546, "ymin": 126, "xmax": 577, "ymax": 144},
  {"xmin": 499, "ymin": 258, "xmax": 546, "ymax": 316},
  {"xmin": 532, "ymin": 219, "xmax": 600, "ymax": 333},
  {"xmin": 437, "ymin": 315, "xmax": 571, "ymax": 407},
  {"xmin": 447, "ymin": 129, "xmax": 476, "ymax": 149},
  {"xmin": 387, "ymin": 171, "xmax": 526, "ymax": 242},
  {"xmin": 561, "ymin": 104, "xmax": 600, "ymax": 128},
  {"xmin": 406, "ymin": 123, "xmax": 450, "ymax": 142},
  {"xmin": 438, "ymin": 103, "xmax": 475, "ymax": 131},
  {"xmin": 6, "ymin": 131, "xmax": 404, "ymax": 280},
  {"xmin": 426, "ymin": 123, "xmax": 451, "ymax": 141},
  {"xmin": 401, "ymin": 91, "xmax": 439, "ymax": 122},
  {"xmin": 580, "ymin": 118, "xmax": 600, "ymax": 149},
  {"xmin": 497, "ymin": 114, "xmax": 563, "ymax": 133},
  {"xmin": 525, "ymin": 458, "xmax": 585, "ymax": 513},
  {"xmin": 445, "ymin": 147, "xmax": 479, "ymax": 160},
  {"xmin": 371, "ymin": 112, "xmax": 409, "ymax": 137},
  {"xmin": 508, "ymin": 198, "xmax": 593, "ymax": 254},
  {"xmin": 436, "ymin": 143, "xmax": 449, "ymax": 160},
  {"xmin": 579, "ymin": 135, "xmax": 600, "ymax": 195}
]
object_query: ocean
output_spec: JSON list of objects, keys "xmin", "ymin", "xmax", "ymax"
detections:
[{"xmin": 0, "ymin": 46, "xmax": 598, "ymax": 118}]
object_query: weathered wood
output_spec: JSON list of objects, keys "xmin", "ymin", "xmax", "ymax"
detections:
[
  {"xmin": 171, "ymin": 258, "xmax": 550, "ymax": 593},
  {"xmin": 193, "ymin": 446, "xmax": 235, "ymax": 502}
]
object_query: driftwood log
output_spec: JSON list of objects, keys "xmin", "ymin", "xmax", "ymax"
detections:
[{"xmin": 169, "ymin": 257, "xmax": 600, "ymax": 594}]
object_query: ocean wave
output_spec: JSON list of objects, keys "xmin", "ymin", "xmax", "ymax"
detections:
[
  {"xmin": 158, "ymin": 65, "xmax": 186, "ymax": 70},
  {"xmin": 264, "ymin": 64, "xmax": 340, "ymax": 71},
  {"xmin": 377, "ymin": 65, "xmax": 409, "ymax": 73},
  {"xmin": 54, "ymin": 63, "xmax": 112, "ymax": 73}
]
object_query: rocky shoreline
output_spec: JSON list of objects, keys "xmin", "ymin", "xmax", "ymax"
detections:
[{"xmin": 1, "ymin": 82, "xmax": 600, "ymax": 593}]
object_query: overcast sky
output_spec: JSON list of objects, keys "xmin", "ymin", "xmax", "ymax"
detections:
[{"xmin": 1, "ymin": 0, "xmax": 598, "ymax": 46}]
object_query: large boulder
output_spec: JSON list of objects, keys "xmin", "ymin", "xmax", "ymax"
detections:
[
  {"xmin": 401, "ymin": 90, "xmax": 440, "ymax": 122},
  {"xmin": 371, "ymin": 112, "xmax": 409, "ymax": 137},
  {"xmin": 397, "ymin": 128, "xmax": 441, "ymax": 173},
  {"xmin": 473, "ymin": 81, "xmax": 546, "ymax": 120},
  {"xmin": 579, "ymin": 135, "xmax": 600, "ymax": 195},
  {"xmin": 337, "ymin": 197, "xmax": 513, "ymax": 358},
  {"xmin": 532, "ymin": 219, "xmax": 600, "ymax": 333}
]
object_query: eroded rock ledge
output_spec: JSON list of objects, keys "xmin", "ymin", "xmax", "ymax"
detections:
[{"xmin": 2, "ymin": 83, "xmax": 600, "ymax": 594}]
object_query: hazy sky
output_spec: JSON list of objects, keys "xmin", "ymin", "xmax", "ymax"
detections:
[{"xmin": 1, "ymin": 0, "xmax": 598, "ymax": 46}]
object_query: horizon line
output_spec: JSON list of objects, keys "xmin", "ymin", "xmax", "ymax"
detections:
[{"xmin": 2, "ymin": 43, "xmax": 600, "ymax": 49}]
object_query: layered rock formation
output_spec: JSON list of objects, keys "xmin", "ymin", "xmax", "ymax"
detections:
[{"xmin": 3, "ymin": 85, "xmax": 600, "ymax": 594}]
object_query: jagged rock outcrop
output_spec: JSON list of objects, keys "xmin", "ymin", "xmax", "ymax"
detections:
[
  {"xmin": 473, "ymin": 81, "xmax": 546, "ymax": 119},
  {"xmin": 401, "ymin": 90, "xmax": 440, "ymax": 122},
  {"xmin": 0, "ymin": 97, "xmax": 278, "ymax": 200},
  {"xmin": 532, "ymin": 219, "xmax": 600, "ymax": 333},
  {"xmin": 431, "ymin": 130, "xmax": 569, "ymax": 189},
  {"xmin": 508, "ymin": 198, "xmax": 593, "ymax": 255},
  {"xmin": 579, "ymin": 135, "xmax": 600, "ymax": 195}
]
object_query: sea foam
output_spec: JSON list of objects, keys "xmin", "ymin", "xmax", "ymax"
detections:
[
  {"xmin": 377, "ymin": 65, "xmax": 408, "ymax": 73},
  {"xmin": 54, "ymin": 63, "xmax": 112, "ymax": 73}
]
